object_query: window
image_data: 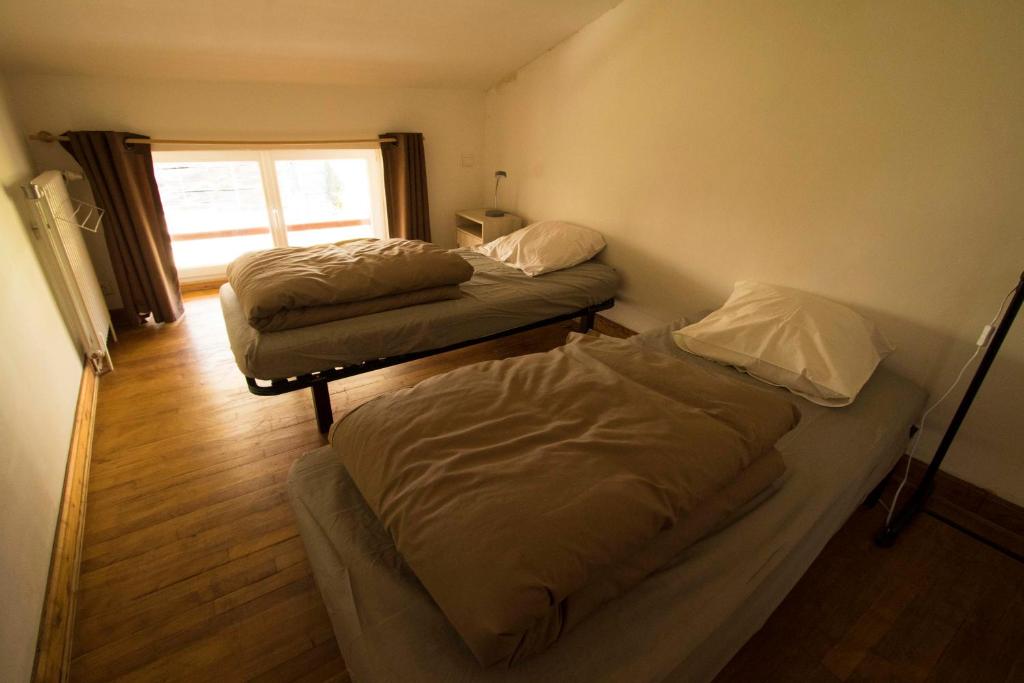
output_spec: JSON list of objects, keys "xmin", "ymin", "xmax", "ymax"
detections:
[{"xmin": 153, "ymin": 148, "xmax": 388, "ymax": 280}]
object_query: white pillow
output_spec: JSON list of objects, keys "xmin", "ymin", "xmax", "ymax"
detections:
[
  {"xmin": 672, "ymin": 281, "xmax": 894, "ymax": 407},
  {"xmin": 476, "ymin": 220, "xmax": 605, "ymax": 276}
]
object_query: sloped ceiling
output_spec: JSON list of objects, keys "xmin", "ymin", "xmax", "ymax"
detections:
[{"xmin": 0, "ymin": 0, "xmax": 620, "ymax": 88}]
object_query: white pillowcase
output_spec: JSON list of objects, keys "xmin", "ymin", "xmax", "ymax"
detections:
[
  {"xmin": 673, "ymin": 281, "xmax": 894, "ymax": 407},
  {"xmin": 475, "ymin": 220, "xmax": 605, "ymax": 276}
]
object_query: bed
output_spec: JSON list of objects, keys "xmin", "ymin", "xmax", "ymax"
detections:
[
  {"xmin": 287, "ymin": 325, "xmax": 926, "ymax": 682},
  {"xmin": 220, "ymin": 249, "xmax": 619, "ymax": 432}
]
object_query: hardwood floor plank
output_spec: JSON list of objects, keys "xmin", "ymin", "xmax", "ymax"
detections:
[
  {"xmin": 718, "ymin": 511, "xmax": 1024, "ymax": 683},
  {"xmin": 81, "ymin": 484, "xmax": 289, "ymax": 574},
  {"xmin": 249, "ymin": 641, "xmax": 346, "ymax": 683},
  {"xmin": 74, "ymin": 537, "xmax": 306, "ymax": 655},
  {"xmin": 74, "ymin": 574, "xmax": 321, "ymax": 681},
  {"xmin": 925, "ymin": 548, "xmax": 1024, "ymax": 682},
  {"xmin": 86, "ymin": 417, "xmax": 320, "ymax": 489},
  {"xmin": 819, "ymin": 518, "xmax": 948, "ymax": 680},
  {"xmin": 83, "ymin": 449, "xmax": 297, "ymax": 544},
  {"xmin": 119, "ymin": 585, "xmax": 327, "ymax": 682},
  {"xmin": 77, "ymin": 501, "xmax": 298, "ymax": 613}
]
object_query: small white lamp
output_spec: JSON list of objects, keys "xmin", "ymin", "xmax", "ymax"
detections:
[{"xmin": 485, "ymin": 170, "xmax": 507, "ymax": 217}]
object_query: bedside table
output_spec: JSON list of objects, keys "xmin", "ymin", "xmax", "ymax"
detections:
[{"xmin": 455, "ymin": 209, "xmax": 523, "ymax": 247}]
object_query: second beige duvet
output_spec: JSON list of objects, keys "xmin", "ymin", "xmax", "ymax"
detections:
[
  {"xmin": 227, "ymin": 238, "xmax": 474, "ymax": 331},
  {"xmin": 331, "ymin": 333, "xmax": 800, "ymax": 667}
]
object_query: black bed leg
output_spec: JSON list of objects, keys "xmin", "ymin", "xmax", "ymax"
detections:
[
  {"xmin": 863, "ymin": 472, "xmax": 890, "ymax": 509},
  {"xmin": 580, "ymin": 309, "xmax": 596, "ymax": 333},
  {"xmin": 311, "ymin": 382, "xmax": 333, "ymax": 435}
]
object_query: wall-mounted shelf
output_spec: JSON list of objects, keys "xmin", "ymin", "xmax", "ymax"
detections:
[{"xmin": 455, "ymin": 209, "xmax": 523, "ymax": 248}]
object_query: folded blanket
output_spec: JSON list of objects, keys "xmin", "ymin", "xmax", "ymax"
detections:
[
  {"xmin": 227, "ymin": 239, "xmax": 474, "ymax": 331},
  {"xmin": 245, "ymin": 285, "xmax": 462, "ymax": 333},
  {"xmin": 332, "ymin": 333, "xmax": 800, "ymax": 667}
]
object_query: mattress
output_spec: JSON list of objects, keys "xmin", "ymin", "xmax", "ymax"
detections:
[
  {"xmin": 221, "ymin": 249, "xmax": 619, "ymax": 379},
  {"xmin": 288, "ymin": 328, "xmax": 926, "ymax": 683}
]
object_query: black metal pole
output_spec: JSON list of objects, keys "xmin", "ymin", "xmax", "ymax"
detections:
[{"xmin": 876, "ymin": 270, "xmax": 1024, "ymax": 547}]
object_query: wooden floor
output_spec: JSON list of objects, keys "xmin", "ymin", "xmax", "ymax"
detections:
[
  {"xmin": 717, "ymin": 507, "xmax": 1024, "ymax": 682},
  {"xmin": 71, "ymin": 291, "xmax": 1024, "ymax": 682},
  {"xmin": 71, "ymin": 290, "xmax": 580, "ymax": 681}
]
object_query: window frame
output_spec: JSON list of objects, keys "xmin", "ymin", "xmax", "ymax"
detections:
[{"xmin": 153, "ymin": 146, "xmax": 390, "ymax": 282}]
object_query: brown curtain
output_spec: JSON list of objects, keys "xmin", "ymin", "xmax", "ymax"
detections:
[
  {"xmin": 379, "ymin": 132, "xmax": 431, "ymax": 242},
  {"xmin": 61, "ymin": 131, "xmax": 184, "ymax": 325}
]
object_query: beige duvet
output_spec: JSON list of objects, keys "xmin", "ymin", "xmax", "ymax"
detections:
[
  {"xmin": 332, "ymin": 334, "xmax": 800, "ymax": 667},
  {"xmin": 227, "ymin": 238, "xmax": 474, "ymax": 331}
]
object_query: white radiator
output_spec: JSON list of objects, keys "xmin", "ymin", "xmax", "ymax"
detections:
[{"xmin": 23, "ymin": 170, "xmax": 113, "ymax": 373}]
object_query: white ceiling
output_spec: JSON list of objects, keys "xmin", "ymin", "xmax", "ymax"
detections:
[{"xmin": 0, "ymin": 0, "xmax": 620, "ymax": 89}]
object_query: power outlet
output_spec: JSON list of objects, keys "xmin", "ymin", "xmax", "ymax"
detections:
[{"xmin": 461, "ymin": 153, "xmax": 475, "ymax": 168}]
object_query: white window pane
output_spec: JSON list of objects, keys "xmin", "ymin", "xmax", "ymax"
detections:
[
  {"xmin": 153, "ymin": 160, "xmax": 273, "ymax": 273},
  {"xmin": 274, "ymin": 158, "xmax": 377, "ymax": 247}
]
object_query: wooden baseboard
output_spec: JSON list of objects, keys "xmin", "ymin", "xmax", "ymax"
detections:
[
  {"xmin": 32, "ymin": 364, "xmax": 99, "ymax": 683},
  {"xmin": 594, "ymin": 314, "xmax": 637, "ymax": 338},
  {"xmin": 887, "ymin": 456, "xmax": 1024, "ymax": 559}
]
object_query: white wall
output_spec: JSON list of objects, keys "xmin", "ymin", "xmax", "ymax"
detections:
[
  {"xmin": 5, "ymin": 73, "xmax": 487, "ymax": 297},
  {"xmin": 484, "ymin": 0, "xmax": 1024, "ymax": 503},
  {"xmin": 0, "ymin": 74, "xmax": 84, "ymax": 683}
]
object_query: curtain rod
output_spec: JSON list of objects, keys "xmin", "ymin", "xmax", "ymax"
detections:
[{"xmin": 28, "ymin": 131, "xmax": 397, "ymax": 146}]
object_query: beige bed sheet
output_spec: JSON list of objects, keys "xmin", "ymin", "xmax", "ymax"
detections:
[
  {"xmin": 221, "ymin": 250, "xmax": 619, "ymax": 380},
  {"xmin": 288, "ymin": 327, "xmax": 926, "ymax": 682}
]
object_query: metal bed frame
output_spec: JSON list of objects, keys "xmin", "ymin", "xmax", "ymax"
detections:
[{"xmin": 244, "ymin": 298, "xmax": 615, "ymax": 433}]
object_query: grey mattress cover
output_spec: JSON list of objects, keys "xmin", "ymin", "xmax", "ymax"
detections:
[
  {"xmin": 288, "ymin": 328, "xmax": 926, "ymax": 683},
  {"xmin": 221, "ymin": 249, "xmax": 619, "ymax": 379}
]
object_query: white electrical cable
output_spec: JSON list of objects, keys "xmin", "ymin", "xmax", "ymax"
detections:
[{"xmin": 884, "ymin": 282, "xmax": 1020, "ymax": 527}]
